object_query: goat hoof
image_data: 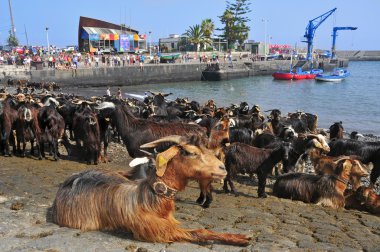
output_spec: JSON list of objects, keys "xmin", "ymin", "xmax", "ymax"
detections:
[
  {"xmin": 258, "ymin": 192, "xmax": 268, "ymax": 198},
  {"xmin": 196, "ymin": 197, "xmax": 205, "ymax": 205},
  {"xmin": 201, "ymin": 203, "xmax": 210, "ymax": 209},
  {"xmin": 39, "ymin": 157, "xmax": 43, "ymax": 160},
  {"xmin": 233, "ymin": 192, "xmax": 239, "ymax": 197}
]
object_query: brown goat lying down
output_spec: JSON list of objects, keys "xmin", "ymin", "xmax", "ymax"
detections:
[
  {"xmin": 308, "ymin": 148, "xmax": 369, "ymax": 190},
  {"xmin": 51, "ymin": 135, "xmax": 250, "ymax": 246},
  {"xmin": 346, "ymin": 186, "xmax": 380, "ymax": 214},
  {"xmin": 273, "ymin": 159, "xmax": 357, "ymax": 209}
]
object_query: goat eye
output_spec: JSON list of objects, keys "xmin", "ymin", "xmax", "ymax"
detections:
[{"xmin": 181, "ymin": 149, "xmax": 197, "ymax": 157}]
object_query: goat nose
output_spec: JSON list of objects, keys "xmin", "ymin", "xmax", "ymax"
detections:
[{"xmin": 219, "ymin": 165, "xmax": 226, "ymax": 171}]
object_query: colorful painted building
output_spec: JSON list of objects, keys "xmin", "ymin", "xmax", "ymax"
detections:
[{"xmin": 78, "ymin": 16, "xmax": 146, "ymax": 53}]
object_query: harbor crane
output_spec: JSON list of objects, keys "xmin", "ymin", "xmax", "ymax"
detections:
[
  {"xmin": 331, "ymin": 26, "xmax": 357, "ymax": 59},
  {"xmin": 303, "ymin": 8, "xmax": 337, "ymax": 63}
]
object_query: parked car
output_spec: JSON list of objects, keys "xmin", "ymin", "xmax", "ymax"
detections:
[
  {"xmin": 64, "ymin": 46, "xmax": 76, "ymax": 52},
  {"xmin": 0, "ymin": 45, "xmax": 12, "ymax": 52}
]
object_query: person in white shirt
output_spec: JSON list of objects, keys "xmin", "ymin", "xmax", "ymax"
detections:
[{"xmin": 95, "ymin": 56, "xmax": 99, "ymax": 67}]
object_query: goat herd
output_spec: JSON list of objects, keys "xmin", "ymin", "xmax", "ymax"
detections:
[{"xmin": 1, "ymin": 88, "xmax": 379, "ymax": 246}]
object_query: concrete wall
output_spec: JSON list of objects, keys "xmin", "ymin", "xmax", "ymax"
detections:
[
  {"xmin": 0, "ymin": 66, "xmax": 30, "ymax": 81},
  {"xmin": 336, "ymin": 50, "xmax": 380, "ymax": 61},
  {"xmin": 28, "ymin": 64, "xmax": 204, "ymax": 87}
]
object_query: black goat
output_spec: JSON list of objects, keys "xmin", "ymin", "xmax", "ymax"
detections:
[
  {"xmin": 38, "ymin": 103, "xmax": 65, "ymax": 160},
  {"xmin": 229, "ymin": 127, "xmax": 255, "ymax": 145},
  {"xmin": 223, "ymin": 142, "xmax": 292, "ymax": 197},
  {"xmin": 72, "ymin": 103, "xmax": 101, "ymax": 164}
]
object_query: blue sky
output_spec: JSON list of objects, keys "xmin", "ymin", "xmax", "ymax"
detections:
[{"xmin": 0, "ymin": 0, "xmax": 378, "ymax": 50}]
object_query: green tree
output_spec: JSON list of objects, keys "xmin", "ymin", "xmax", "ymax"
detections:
[
  {"xmin": 218, "ymin": 0, "xmax": 251, "ymax": 50},
  {"xmin": 183, "ymin": 24, "xmax": 211, "ymax": 52},
  {"xmin": 7, "ymin": 30, "xmax": 19, "ymax": 46},
  {"xmin": 201, "ymin": 19, "xmax": 215, "ymax": 39}
]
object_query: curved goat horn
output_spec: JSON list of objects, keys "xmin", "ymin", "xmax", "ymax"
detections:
[
  {"xmin": 332, "ymin": 156, "xmax": 351, "ymax": 164},
  {"xmin": 140, "ymin": 135, "xmax": 185, "ymax": 148}
]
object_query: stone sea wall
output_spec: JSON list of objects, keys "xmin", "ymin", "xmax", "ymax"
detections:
[{"xmin": 29, "ymin": 64, "xmax": 204, "ymax": 87}]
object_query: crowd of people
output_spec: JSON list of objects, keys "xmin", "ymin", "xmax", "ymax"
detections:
[
  {"xmin": 1, "ymin": 45, "xmax": 269, "ymax": 72},
  {"xmin": 0, "ymin": 46, "xmax": 151, "ymax": 71}
]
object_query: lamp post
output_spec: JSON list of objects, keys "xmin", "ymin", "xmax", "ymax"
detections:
[
  {"xmin": 269, "ymin": 35, "xmax": 272, "ymax": 55},
  {"xmin": 261, "ymin": 19, "xmax": 268, "ymax": 61},
  {"xmin": 45, "ymin": 27, "xmax": 50, "ymax": 54},
  {"xmin": 148, "ymin": 31, "xmax": 152, "ymax": 56}
]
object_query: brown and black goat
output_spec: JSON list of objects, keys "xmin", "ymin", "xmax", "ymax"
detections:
[
  {"xmin": 110, "ymin": 104, "xmax": 207, "ymax": 158},
  {"xmin": 196, "ymin": 116, "xmax": 230, "ymax": 208},
  {"xmin": 0, "ymin": 96, "xmax": 18, "ymax": 156},
  {"xmin": 355, "ymin": 186, "xmax": 380, "ymax": 214},
  {"xmin": 52, "ymin": 135, "xmax": 250, "ymax": 246},
  {"xmin": 328, "ymin": 139, "xmax": 380, "ymax": 187},
  {"xmin": 307, "ymin": 148, "xmax": 369, "ymax": 190},
  {"xmin": 15, "ymin": 99, "xmax": 42, "ymax": 159},
  {"xmin": 329, "ymin": 121, "xmax": 344, "ymax": 140},
  {"xmin": 273, "ymin": 159, "xmax": 358, "ymax": 209}
]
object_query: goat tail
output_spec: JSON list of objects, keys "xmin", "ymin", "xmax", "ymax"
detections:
[{"xmin": 187, "ymin": 229, "xmax": 250, "ymax": 246}]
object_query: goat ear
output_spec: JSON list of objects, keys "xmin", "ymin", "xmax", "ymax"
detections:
[
  {"xmin": 155, "ymin": 146, "xmax": 180, "ymax": 177},
  {"xmin": 335, "ymin": 159, "xmax": 352, "ymax": 174},
  {"xmin": 343, "ymin": 160, "xmax": 353, "ymax": 172}
]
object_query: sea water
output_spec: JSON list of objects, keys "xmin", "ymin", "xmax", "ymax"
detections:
[{"xmin": 67, "ymin": 61, "xmax": 380, "ymax": 136}]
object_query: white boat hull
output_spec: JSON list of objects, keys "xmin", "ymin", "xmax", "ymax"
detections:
[{"xmin": 315, "ymin": 77, "xmax": 344, "ymax": 82}]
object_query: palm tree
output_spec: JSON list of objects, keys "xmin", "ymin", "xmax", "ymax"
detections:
[
  {"xmin": 201, "ymin": 19, "xmax": 215, "ymax": 39},
  {"xmin": 183, "ymin": 25, "xmax": 212, "ymax": 52}
]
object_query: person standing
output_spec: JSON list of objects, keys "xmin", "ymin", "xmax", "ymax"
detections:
[
  {"xmin": 106, "ymin": 87, "xmax": 111, "ymax": 97},
  {"xmin": 73, "ymin": 54, "xmax": 78, "ymax": 69},
  {"xmin": 102, "ymin": 54, "xmax": 106, "ymax": 66},
  {"xmin": 127, "ymin": 54, "xmax": 130, "ymax": 65},
  {"xmin": 122, "ymin": 54, "xmax": 126, "ymax": 67},
  {"xmin": 116, "ymin": 88, "xmax": 122, "ymax": 99},
  {"xmin": 140, "ymin": 54, "xmax": 145, "ymax": 71}
]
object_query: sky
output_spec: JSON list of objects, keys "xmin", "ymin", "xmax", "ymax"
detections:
[{"xmin": 0, "ymin": 0, "xmax": 379, "ymax": 50}]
